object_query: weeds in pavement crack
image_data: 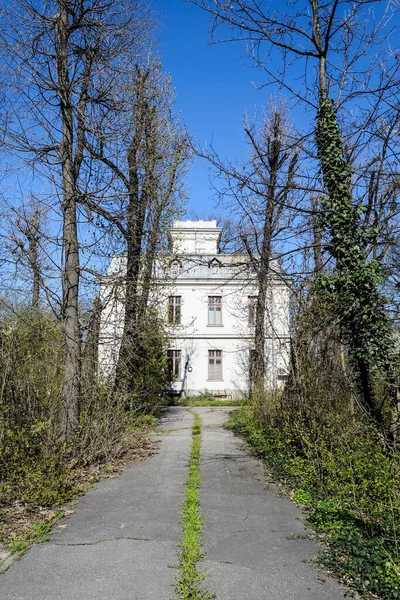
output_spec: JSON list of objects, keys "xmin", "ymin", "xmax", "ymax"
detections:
[{"xmin": 174, "ymin": 411, "xmax": 214, "ymax": 599}]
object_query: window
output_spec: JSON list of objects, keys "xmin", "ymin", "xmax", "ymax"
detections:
[
  {"xmin": 168, "ymin": 296, "xmax": 182, "ymax": 325},
  {"xmin": 168, "ymin": 350, "xmax": 182, "ymax": 380},
  {"xmin": 170, "ymin": 261, "xmax": 181, "ymax": 277},
  {"xmin": 208, "ymin": 296, "xmax": 222, "ymax": 325},
  {"xmin": 248, "ymin": 296, "xmax": 257, "ymax": 326},
  {"xmin": 277, "ymin": 368, "xmax": 289, "ymax": 382},
  {"xmin": 208, "ymin": 350, "xmax": 223, "ymax": 380},
  {"xmin": 209, "ymin": 259, "xmax": 221, "ymax": 274}
]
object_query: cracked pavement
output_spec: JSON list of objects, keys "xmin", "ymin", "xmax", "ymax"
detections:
[
  {"xmin": 194, "ymin": 407, "xmax": 346, "ymax": 600},
  {"xmin": 1, "ymin": 407, "xmax": 346, "ymax": 599},
  {"xmin": 1, "ymin": 408, "xmax": 193, "ymax": 600}
]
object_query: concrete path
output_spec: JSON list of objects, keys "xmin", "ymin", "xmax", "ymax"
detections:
[
  {"xmin": 1, "ymin": 407, "xmax": 346, "ymax": 600},
  {"xmin": 195, "ymin": 407, "xmax": 345, "ymax": 600},
  {"xmin": 0, "ymin": 408, "xmax": 193, "ymax": 600}
]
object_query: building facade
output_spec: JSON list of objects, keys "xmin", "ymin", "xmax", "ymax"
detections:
[{"xmin": 98, "ymin": 220, "xmax": 291, "ymax": 398}]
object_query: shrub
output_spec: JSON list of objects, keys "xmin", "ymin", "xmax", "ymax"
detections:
[
  {"xmin": 0, "ymin": 307, "xmax": 155, "ymax": 510},
  {"xmin": 228, "ymin": 403, "xmax": 400, "ymax": 599}
]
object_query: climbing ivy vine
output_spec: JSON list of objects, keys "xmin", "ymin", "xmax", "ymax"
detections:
[{"xmin": 315, "ymin": 95, "xmax": 396, "ymax": 432}]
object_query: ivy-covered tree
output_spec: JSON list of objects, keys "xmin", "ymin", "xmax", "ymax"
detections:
[
  {"xmin": 315, "ymin": 96, "xmax": 396, "ymax": 431},
  {"xmin": 190, "ymin": 0, "xmax": 400, "ymax": 438}
]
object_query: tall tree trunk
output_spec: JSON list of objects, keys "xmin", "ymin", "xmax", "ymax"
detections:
[
  {"xmin": 252, "ymin": 124, "xmax": 279, "ymax": 396},
  {"xmin": 114, "ymin": 70, "xmax": 149, "ymax": 394},
  {"xmin": 253, "ymin": 271, "xmax": 268, "ymax": 396},
  {"xmin": 81, "ymin": 296, "xmax": 102, "ymax": 410},
  {"xmin": 56, "ymin": 1, "xmax": 81, "ymax": 434},
  {"xmin": 30, "ymin": 238, "xmax": 40, "ymax": 309},
  {"xmin": 20, "ymin": 206, "xmax": 41, "ymax": 308}
]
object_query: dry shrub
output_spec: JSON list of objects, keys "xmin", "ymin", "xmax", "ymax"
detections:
[{"xmin": 0, "ymin": 307, "xmax": 155, "ymax": 509}]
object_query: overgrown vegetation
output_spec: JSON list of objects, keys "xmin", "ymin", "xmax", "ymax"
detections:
[
  {"xmin": 229, "ymin": 362, "xmax": 400, "ymax": 599},
  {"xmin": 233, "ymin": 292, "xmax": 400, "ymax": 600},
  {"xmin": 175, "ymin": 411, "xmax": 213, "ymax": 600},
  {"xmin": 0, "ymin": 307, "xmax": 156, "ymax": 546},
  {"xmin": 8, "ymin": 512, "xmax": 64, "ymax": 557},
  {"xmin": 170, "ymin": 392, "xmax": 246, "ymax": 408}
]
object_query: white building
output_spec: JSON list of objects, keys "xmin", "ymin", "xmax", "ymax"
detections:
[{"xmin": 98, "ymin": 220, "xmax": 291, "ymax": 399}]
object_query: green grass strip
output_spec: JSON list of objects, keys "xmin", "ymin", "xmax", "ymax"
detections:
[
  {"xmin": 171, "ymin": 398, "xmax": 246, "ymax": 408},
  {"xmin": 175, "ymin": 411, "xmax": 213, "ymax": 599}
]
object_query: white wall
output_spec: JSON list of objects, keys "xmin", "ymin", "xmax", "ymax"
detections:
[
  {"xmin": 98, "ymin": 225, "xmax": 291, "ymax": 396},
  {"xmin": 162, "ymin": 266, "xmax": 290, "ymax": 396}
]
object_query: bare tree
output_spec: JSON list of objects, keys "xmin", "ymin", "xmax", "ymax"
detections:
[
  {"xmin": 0, "ymin": 195, "xmax": 56, "ymax": 308},
  {"xmin": 83, "ymin": 59, "xmax": 190, "ymax": 398},
  {"xmin": 237, "ymin": 109, "xmax": 298, "ymax": 397},
  {"xmin": 197, "ymin": 103, "xmax": 300, "ymax": 395},
  {"xmin": 12, "ymin": 203, "xmax": 41, "ymax": 308},
  {"xmin": 0, "ymin": 0, "xmax": 153, "ymax": 434},
  {"xmin": 190, "ymin": 0, "xmax": 400, "ymax": 436}
]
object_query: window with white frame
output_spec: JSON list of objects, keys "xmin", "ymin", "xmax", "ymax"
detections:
[
  {"xmin": 208, "ymin": 296, "xmax": 222, "ymax": 325},
  {"xmin": 211, "ymin": 262, "xmax": 219, "ymax": 274},
  {"xmin": 208, "ymin": 350, "xmax": 223, "ymax": 380},
  {"xmin": 248, "ymin": 296, "xmax": 257, "ymax": 326},
  {"xmin": 168, "ymin": 349, "xmax": 182, "ymax": 380},
  {"xmin": 168, "ymin": 296, "xmax": 182, "ymax": 325},
  {"xmin": 170, "ymin": 261, "xmax": 181, "ymax": 277}
]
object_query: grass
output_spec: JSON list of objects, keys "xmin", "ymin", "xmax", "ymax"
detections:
[
  {"xmin": 9, "ymin": 512, "xmax": 64, "ymax": 557},
  {"xmin": 175, "ymin": 411, "xmax": 214, "ymax": 599},
  {"xmin": 227, "ymin": 405, "xmax": 400, "ymax": 600},
  {"xmin": 170, "ymin": 395, "xmax": 247, "ymax": 408}
]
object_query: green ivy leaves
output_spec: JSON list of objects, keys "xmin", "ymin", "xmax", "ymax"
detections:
[{"xmin": 315, "ymin": 95, "xmax": 396, "ymax": 427}]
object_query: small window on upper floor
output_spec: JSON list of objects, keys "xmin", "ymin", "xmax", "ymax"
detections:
[
  {"xmin": 170, "ymin": 260, "xmax": 181, "ymax": 277},
  {"xmin": 209, "ymin": 258, "xmax": 221, "ymax": 275},
  {"xmin": 168, "ymin": 296, "xmax": 182, "ymax": 325},
  {"xmin": 208, "ymin": 296, "xmax": 222, "ymax": 326},
  {"xmin": 248, "ymin": 296, "xmax": 257, "ymax": 326}
]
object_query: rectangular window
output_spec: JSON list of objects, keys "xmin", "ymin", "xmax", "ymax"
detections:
[
  {"xmin": 208, "ymin": 350, "xmax": 223, "ymax": 380},
  {"xmin": 208, "ymin": 296, "xmax": 222, "ymax": 325},
  {"xmin": 168, "ymin": 296, "xmax": 181, "ymax": 325},
  {"xmin": 168, "ymin": 349, "xmax": 182, "ymax": 380},
  {"xmin": 171, "ymin": 261, "xmax": 180, "ymax": 276},
  {"xmin": 248, "ymin": 296, "xmax": 257, "ymax": 326}
]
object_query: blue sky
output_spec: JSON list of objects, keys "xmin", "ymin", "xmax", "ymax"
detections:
[
  {"xmin": 154, "ymin": 0, "xmax": 272, "ymax": 216},
  {"xmin": 153, "ymin": 1, "xmax": 400, "ymax": 218}
]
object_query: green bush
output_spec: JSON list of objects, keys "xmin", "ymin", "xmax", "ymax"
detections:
[
  {"xmin": 0, "ymin": 307, "xmax": 155, "ymax": 510},
  {"xmin": 0, "ymin": 309, "xmax": 70, "ymax": 506},
  {"xmin": 228, "ymin": 405, "xmax": 400, "ymax": 599}
]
